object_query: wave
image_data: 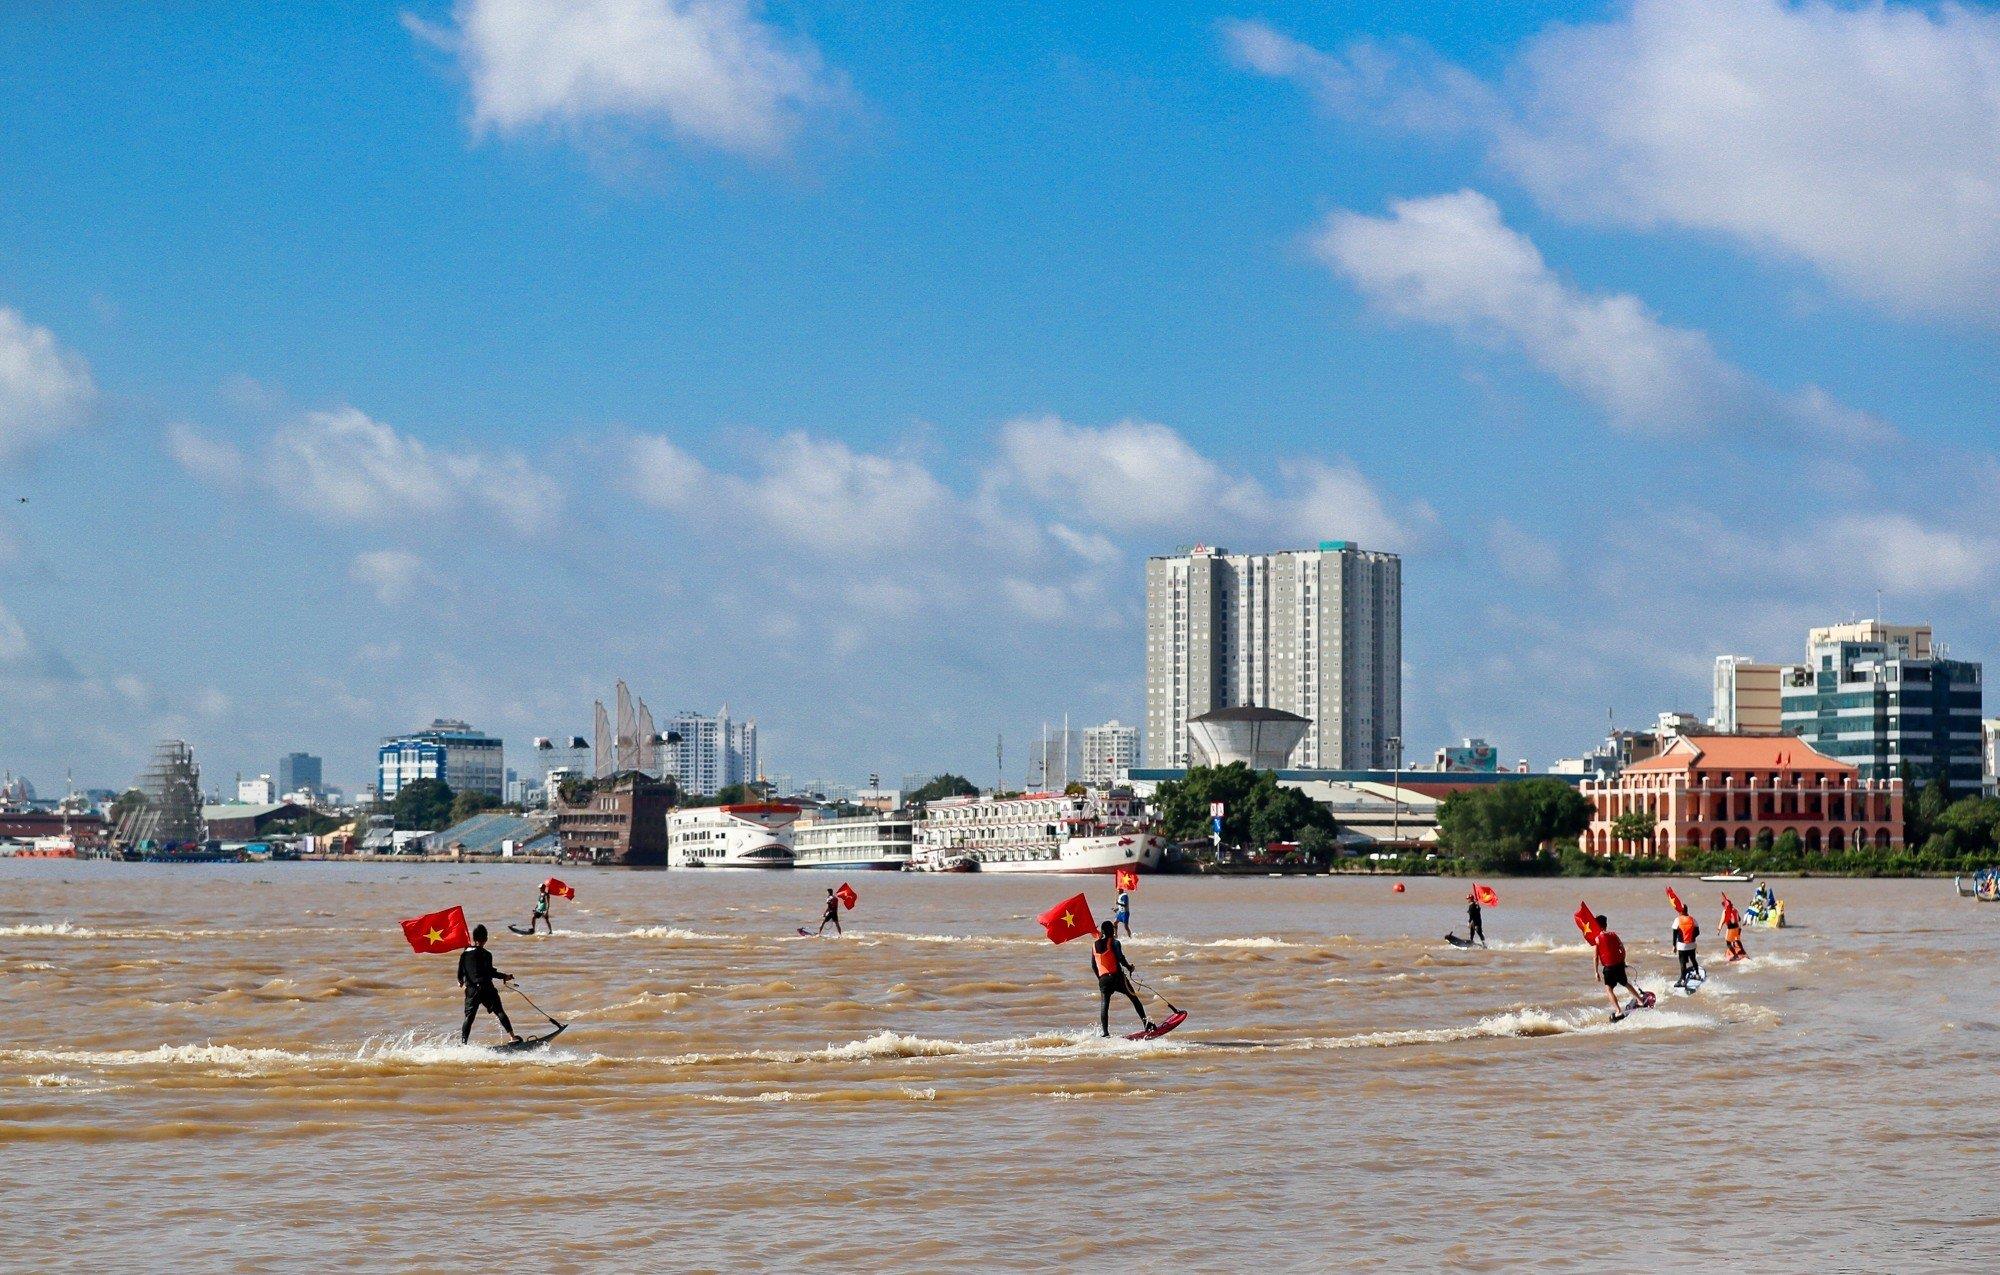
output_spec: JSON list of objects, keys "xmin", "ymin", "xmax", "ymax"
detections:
[
  {"xmin": 0, "ymin": 921, "xmax": 273, "ymax": 940},
  {"xmin": 1486, "ymin": 934, "xmax": 1592, "ymax": 955},
  {"xmin": 1319, "ymin": 1003, "xmax": 1711, "ymax": 1050},
  {"xmin": 349, "ymin": 1030, "xmax": 596, "ymax": 1067},
  {"xmin": 1, "ymin": 1042, "xmax": 315, "ymax": 1071},
  {"xmin": 1126, "ymin": 934, "xmax": 1300, "ymax": 950}
]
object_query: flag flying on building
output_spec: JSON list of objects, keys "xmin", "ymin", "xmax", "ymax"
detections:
[
  {"xmin": 835, "ymin": 882, "xmax": 858, "ymax": 910},
  {"xmin": 544, "ymin": 878, "xmax": 575, "ymax": 900},
  {"xmin": 1473, "ymin": 884, "xmax": 1498, "ymax": 908},
  {"xmin": 1573, "ymin": 902, "xmax": 1600, "ymax": 943},
  {"xmin": 1665, "ymin": 885, "xmax": 1685, "ymax": 914},
  {"xmin": 400, "ymin": 905, "xmax": 470, "ymax": 954},
  {"xmin": 1038, "ymin": 893, "xmax": 1097, "ymax": 945},
  {"xmin": 1115, "ymin": 866, "xmax": 1139, "ymax": 893}
]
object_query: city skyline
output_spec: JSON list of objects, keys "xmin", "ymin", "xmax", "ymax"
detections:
[{"xmin": 2, "ymin": 1, "xmax": 1997, "ymax": 792}]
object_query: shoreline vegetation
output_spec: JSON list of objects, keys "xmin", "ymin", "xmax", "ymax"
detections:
[{"xmin": 1153, "ymin": 767, "xmax": 2000, "ymax": 880}]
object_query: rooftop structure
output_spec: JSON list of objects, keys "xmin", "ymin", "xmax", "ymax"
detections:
[{"xmin": 1185, "ymin": 706, "xmax": 1311, "ymax": 771}]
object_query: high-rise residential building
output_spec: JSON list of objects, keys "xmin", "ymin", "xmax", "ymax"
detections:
[
  {"xmin": 377, "ymin": 719, "xmax": 505, "ymax": 800},
  {"xmin": 660, "ymin": 708, "xmax": 757, "ymax": 796},
  {"xmin": 236, "ymin": 774, "xmax": 275, "ymax": 804},
  {"xmin": 1081, "ymin": 721, "xmax": 1139, "ymax": 786},
  {"xmin": 1144, "ymin": 541, "xmax": 1401, "ymax": 770},
  {"xmin": 1712, "ymin": 657, "xmax": 1785, "ymax": 733},
  {"xmin": 1781, "ymin": 621, "xmax": 1982, "ymax": 791},
  {"xmin": 1984, "ymin": 718, "xmax": 2000, "ymax": 796},
  {"xmin": 277, "ymin": 752, "xmax": 323, "ymax": 797}
]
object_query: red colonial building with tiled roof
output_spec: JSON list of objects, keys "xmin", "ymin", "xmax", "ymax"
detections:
[{"xmin": 1580, "ymin": 733, "xmax": 1903, "ymax": 860}]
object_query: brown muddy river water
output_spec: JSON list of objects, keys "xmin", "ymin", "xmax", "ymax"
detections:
[{"xmin": 3, "ymin": 863, "xmax": 1995, "ymax": 1271}]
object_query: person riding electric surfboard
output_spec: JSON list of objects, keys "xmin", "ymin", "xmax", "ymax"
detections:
[
  {"xmin": 1114, "ymin": 889, "xmax": 1133, "ymax": 938},
  {"xmin": 1722, "ymin": 896, "xmax": 1747, "ymax": 962},
  {"xmin": 1465, "ymin": 892, "xmax": 1487, "ymax": 948},
  {"xmin": 1671, "ymin": 902, "xmax": 1703, "ymax": 990},
  {"xmin": 1091, "ymin": 920, "xmax": 1153, "ymax": 1038},
  {"xmin": 525, "ymin": 883, "xmax": 553, "ymax": 935},
  {"xmin": 815, "ymin": 887, "xmax": 843, "ymax": 936},
  {"xmin": 457, "ymin": 924, "xmax": 522, "ymax": 1045},
  {"xmin": 1590, "ymin": 914, "xmax": 1651, "ymax": 1022}
]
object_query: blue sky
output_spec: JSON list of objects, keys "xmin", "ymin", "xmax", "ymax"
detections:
[{"xmin": 1, "ymin": 0, "xmax": 1997, "ymax": 795}]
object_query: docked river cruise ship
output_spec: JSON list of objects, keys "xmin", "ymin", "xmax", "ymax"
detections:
[
  {"xmin": 914, "ymin": 791, "xmax": 1161, "ymax": 874},
  {"xmin": 667, "ymin": 803, "xmax": 799, "ymax": 868},
  {"xmin": 793, "ymin": 812, "xmax": 914, "ymax": 871}
]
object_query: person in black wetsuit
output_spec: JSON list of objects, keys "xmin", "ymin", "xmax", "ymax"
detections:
[
  {"xmin": 1466, "ymin": 893, "xmax": 1486, "ymax": 948},
  {"xmin": 457, "ymin": 925, "xmax": 521, "ymax": 1045},
  {"xmin": 815, "ymin": 888, "xmax": 842, "ymax": 936},
  {"xmin": 1091, "ymin": 920, "xmax": 1152, "ymax": 1038}
]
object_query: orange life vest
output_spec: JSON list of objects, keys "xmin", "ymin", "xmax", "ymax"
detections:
[
  {"xmin": 1094, "ymin": 940, "xmax": 1120, "ymax": 976},
  {"xmin": 1676, "ymin": 914, "xmax": 1697, "ymax": 943}
]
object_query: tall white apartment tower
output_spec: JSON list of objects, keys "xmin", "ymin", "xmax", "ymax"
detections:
[
  {"xmin": 1080, "ymin": 720, "xmax": 1139, "ymax": 786},
  {"xmin": 1144, "ymin": 542, "xmax": 1401, "ymax": 770}
]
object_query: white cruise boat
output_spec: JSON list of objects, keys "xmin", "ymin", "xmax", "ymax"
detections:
[
  {"xmin": 667, "ymin": 803, "xmax": 799, "ymax": 869},
  {"xmin": 793, "ymin": 812, "xmax": 914, "ymax": 870},
  {"xmin": 914, "ymin": 791, "xmax": 1161, "ymax": 875}
]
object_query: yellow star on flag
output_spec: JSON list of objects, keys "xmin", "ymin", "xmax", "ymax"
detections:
[
  {"xmin": 1061, "ymin": 910, "xmax": 1074, "ymax": 927},
  {"xmin": 425, "ymin": 927, "xmax": 445, "ymax": 946}
]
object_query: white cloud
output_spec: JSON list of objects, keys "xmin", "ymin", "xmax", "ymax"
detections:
[
  {"xmin": 625, "ymin": 430, "xmax": 947, "ymax": 551},
  {"xmin": 995, "ymin": 415, "xmax": 1260, "ymax": 529},
  {"xmin": 174, "ymin": 406, "xmax": 561, "ymax": 534},
  {"xmin": 1234, "ymin": 1, "xmax": 2000, "ymax": 312},
  {"xmin": 415, "ymin": 0, "xmax": 838, "ymax": 158},
  {"xmin": 1487, "ymin": 517, "xmax": 1565, "ymax": 587},
  {"xmin": 1315, "ymin": 190, "xmax": 1754, "ymax": 434},
  {"xmin": 350, "ymin": 549, "xmax": 432, "ymax": 605},
  {"xmin": 1275, "ymin": 457, "xmax": 1436, "ymax": 550},
  {"xmin": 1315, "ymin": 190, "xmax": 1890, "ymax": 441},
  {"xmin": 165, "ymin": 422, "xmax": 248, "ymax": 486},
  {"xmin": 0, "ymin": 307, "xmax": 96, "ymax": 460},
  {"xmin": 991, "ymin": 414, "xmax": 1430, "ymax": 549},
  {"xmin": 0, "ymin": 598, "xmax": 29, "ymax": 661}
]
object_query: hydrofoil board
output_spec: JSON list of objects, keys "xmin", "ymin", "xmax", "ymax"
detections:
[{"xmin": 1126, "ymin": 1010, "xmax": 1187, "ymax": 1041}]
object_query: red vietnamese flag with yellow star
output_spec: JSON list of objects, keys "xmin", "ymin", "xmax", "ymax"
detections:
[
  {"xmin": 400, "ymin": 905, "xmax": 470, "ymax": 954},
  {"xmin": 1038, "ymin": 893, "xmax": 1097, "ymax": 945},
  {"xmin": 1114, "ymin": 866, "xmax": 1139, "ymax": 893}
]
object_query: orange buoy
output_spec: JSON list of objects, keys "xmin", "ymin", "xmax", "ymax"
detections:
[{"xmin": 1392, "ymin": 882, "xmax": 1406, "ymax": 893}]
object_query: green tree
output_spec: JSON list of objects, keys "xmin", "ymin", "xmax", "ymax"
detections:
[
  {"xmin": 909, "ymin": 774, "xmax": 979, "ymax": 803},
  {"xmin": 1909, "ymin": 779, "xmax": 1949, "ymax": 847},
  {"xmin": 449, "ymin": 790, "xmax": 502, "ymax": 825},
  {"xmin": 1297, "ymin": 824, "xmax": 1342, "ymax": 867},
  {"xmin": 390, "ymin": 778, "xmax": 455, "ymax": 831},
  {"xmin": 1437, "ymin": 779, "xmax": 1593, "ymax": 873},
  {"xmin": 1610, "ymin": 809, "xmax": 1656, "ymax": 844},
  {"xmin": 108, "ymin": 788, "xmax": 146, "ymax": 823},
  {"xmin": 1152, "ymin": 763, "xmax": 1334, "ymax": 848}
]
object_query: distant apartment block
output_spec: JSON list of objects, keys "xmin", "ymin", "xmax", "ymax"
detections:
[
  {"xmin": 1081, "ymin": 721, "xmax": 1138, "ymax": 786},
  {"xmin": 1712, "ymin": 656, "xmax": 1784, "ymax": 733},
  {"xmin": 378, "ymin": 719, "xmax": 505, "ymax": 800},
  {"xmin": 661, "ymin": 709, "xmax": 757, "ymax": 796},
  {"xmin": 277, "ymin": 751, "xmax": 323, "ymax": 796},
  {"xmin": 1145, "ymin": 542, "xmax": 1400, "ymax": 769},
  {"xmin": 1781, "ymin": 621, "xmax": 1982, "ymax": 790},
  {"xmin": 236, "ymin": 774, "xmax": 275, "ymax": 804}
]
